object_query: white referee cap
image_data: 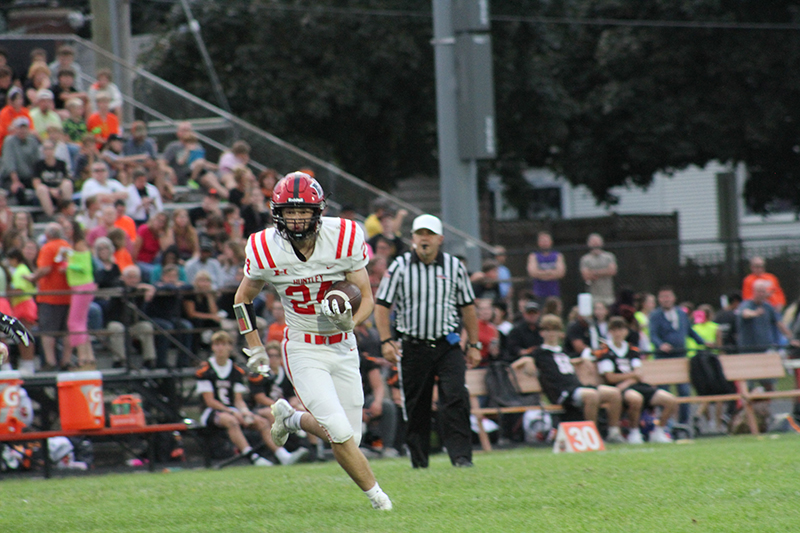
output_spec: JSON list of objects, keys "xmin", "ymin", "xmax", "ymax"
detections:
[{"xmin": 412, "ymin": 214, "xmax": 443, "ymax": 235}]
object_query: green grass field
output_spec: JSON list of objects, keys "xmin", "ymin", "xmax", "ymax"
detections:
[{"xmin": 2, "ymin": 435, "xmax": 799, "ymax": 533}]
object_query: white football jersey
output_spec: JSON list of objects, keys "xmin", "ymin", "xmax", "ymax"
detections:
[{"xmin": 244, "ymin": 217, "xmax": 369, "ymax": 335}]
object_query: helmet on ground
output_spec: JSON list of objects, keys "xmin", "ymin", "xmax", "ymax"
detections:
[{"xmin": 271, "ymin": 172, "xmax": 326, "ymax": 242}]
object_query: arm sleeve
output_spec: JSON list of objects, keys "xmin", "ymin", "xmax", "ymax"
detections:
[
  {"xmin": 579, "ymin": 254, "xmax": 590, "ymax": 272},
  {"xmin": 1, "ymin": 138, "xmax": 18, "ymax": 174},
  {"xmin": 375, "ymin": 255, "xmax": 404, "ymax": 307},
  {"xmin": 243, "ymin": 233, "xmax": 268, "ymax": 281},
  {"xmin": 38, "ymin": 241, "xmax": 57, "ymax": 269},
  {"xmin": 742, "ymin": 276, "xmax": 754, "ymax": 301},
  {"xmin": 596, "ymin": 359, "xmax": 614, "ymax": 374},
  {"xmin": 80, "ymin": 180, "xmax": 98, "ymax": 201},
  {"xmin": 455, "ymin": 260, "xmax": 476, "ymax": 307},
  {"xmin": 195, "ymin": 380, "xmax": 213, "ymax": 395},
  {"xmin": 110, "ymin": 85, "xmax": 124, "ymax": 111},
  {"xmin": 153, "ymin": 186, "xmax": 164, "ymax": 213},
  {"xmin": 347, "ymin": 222, "xmax": 369, "ymax": 272},
  {"xmin": 648, "ymin": 312, "xmax": 663, "ymax": 347},
  {"xmin": 125, "ymin": 186, "xmax": 144, "ymax": 218},
  {"xmin": 505, "ymin": 327, "xmax": 523, "ymax": 360}
]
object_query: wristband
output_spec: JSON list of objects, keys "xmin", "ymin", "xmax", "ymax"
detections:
[
  {"xmin": 380, "ymin": 338, "xmax": 394, "ymax": 345},
  {"xmin": 233, "ymin": 302, "xmax": 257, "ymax": 335}
]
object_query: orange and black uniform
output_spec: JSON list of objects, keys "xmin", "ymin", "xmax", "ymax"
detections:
[
  {"xmin": 595, "ymin": 343, "xmax": 659, "ymax": 407},
  {"xmin": 196, "ymin": 358, "xmax": 248, "ymax": 428}
]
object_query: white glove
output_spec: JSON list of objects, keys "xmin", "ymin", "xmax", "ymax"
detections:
[
  {"xmin": 580, "ymin": 347, "xmax": 595, "ymax": 362},
  {"xmin": 321, "ymin": 298, "xmax": 355, "ymax": 332},
  {"xmin": 243, "ymin": 346, "xmax": 271, "ymax": 376}
]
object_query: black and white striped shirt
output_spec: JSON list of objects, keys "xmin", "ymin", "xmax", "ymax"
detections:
[{"xmin": 375, "ymin": 250, "xmax": 475, "ymax": 341}]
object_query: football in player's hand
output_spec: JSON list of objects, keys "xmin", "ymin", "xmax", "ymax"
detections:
[{"xmin": 324, "ymin": 280, "xmax": 362, "ymax": 315}]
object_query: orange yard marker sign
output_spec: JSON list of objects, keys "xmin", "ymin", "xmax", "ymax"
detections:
[{"xmin": 553, "ymin": 421, "xmax": 605, "ymax": 453}]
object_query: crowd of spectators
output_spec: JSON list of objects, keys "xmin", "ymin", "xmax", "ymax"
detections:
[{"xmin": 0, "ymin": 44, "xmax": 288, "ymax": 376}]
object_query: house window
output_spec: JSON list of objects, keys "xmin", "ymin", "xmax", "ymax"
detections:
[
  {"xmin": 488, "ymin": 172, "xmax": 563, "ymax": 220},
  {"xmin": 523, "ymin": 186, "xmax": 562, "ymax": 219}
]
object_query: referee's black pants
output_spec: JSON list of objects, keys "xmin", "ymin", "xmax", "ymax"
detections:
[{"xmin": 400, "ymin": 339, "xmax": 472, "ymax": 468}]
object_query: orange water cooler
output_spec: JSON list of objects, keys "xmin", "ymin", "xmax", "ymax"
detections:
[
  {"xmin": 0, "ymin": 370, "xmax": 25, "ymax": 434},
  {"xmin": 57, "ymin": 371, "xmax": 105, "ymax": 430}
]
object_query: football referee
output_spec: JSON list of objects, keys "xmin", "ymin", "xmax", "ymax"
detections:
[{"xmin": 375, "ymin": 214, "xmax": 481, "ymax": 468}]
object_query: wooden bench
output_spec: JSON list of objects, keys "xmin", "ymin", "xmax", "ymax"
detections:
[
  {"xmin": 468, "ymin": 352, "xmax": 800, "ymax": 450},
  {"xmin": 467, "ymin": 361, "xmax": 599, "ymax": 451},
  {"xmin": 639, "ymin": 352, "xmax": 800, "ymax": 435},
  {"xmin": 0, "ymin": 423, "xmax": 189, "ymax": 478}
]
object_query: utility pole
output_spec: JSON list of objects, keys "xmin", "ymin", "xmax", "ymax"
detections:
[
  {"xmin": 90, "ymin": 0, "xmax": 133, "ymax": 122},
  {"xmin": 432, "ymin": 0, "xmax": 496, "ymax": 268}
]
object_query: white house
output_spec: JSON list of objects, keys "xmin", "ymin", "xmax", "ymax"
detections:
[{"xmin": 489, "ymin": 162, "xmax": 800, "ymax": 264}]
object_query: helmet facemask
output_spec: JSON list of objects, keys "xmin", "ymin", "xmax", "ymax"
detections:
[
  {"xmin": 273, "ymin": 206, "xmax": 323, "ymax": 242},
  {"xmin": 271, "ymin": 172, "xmax": 326, "ymax": 243}
]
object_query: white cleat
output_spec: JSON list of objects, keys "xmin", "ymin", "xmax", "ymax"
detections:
[
  {"xmin": 250, "ymin": 454, "xmax": 274, "ymax": 467},
  {"xmin": 279, "ymin": 447, "xmax": 309, "ymax": 466},
  {"xmin": 271, "ymin": 398, "xmax": 296, "ymax": 447},
  {"xmin": 627, "ymin": 428, "xmax": 644, "ymax": 445},
  {"xmin": 371, "ymin": 491, "xmax": 393, "ymax": 511},
  {"xmin": 605, "ymin": 427, "xmax": 626, "ymax": 444},
  {"xmin": 650, "ymin": 426, "xmax": 674, "ymax": 444}
]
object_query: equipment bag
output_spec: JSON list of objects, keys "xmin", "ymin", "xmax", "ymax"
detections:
[
  {"xmin": 690, "ymin": 351, "xmax": 737, "ymax": 395},
  {"xmin": 485, "ymin": 361, "xmax": 525, "ymax": 407}
]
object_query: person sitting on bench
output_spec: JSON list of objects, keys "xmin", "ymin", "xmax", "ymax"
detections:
[
  {"xmin": 195, "ymin": 330, "xmax": 273, "ymax": 466},
  {"xmin": 595, "ymin": 317, "xmax": 676, "ymax": 444},
  {"xmin": 515, "ymin": 313, "xmax": 628, "ymax": 444}
]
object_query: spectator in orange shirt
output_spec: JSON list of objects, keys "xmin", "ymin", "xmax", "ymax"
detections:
[
  {"xmin": 742, "ymin": 256, "xmax": 786, "ymax": 312},
  {"xmin": 0, "ymin": 87, "xmax": 33, "ymax": 152},
  {"xmin": 86, "ymin": 91, "xmax": 121, "ymax": 149},
  {"xmin": 26, "ymin": 223, "xmax": 72, "ymax": 370},
  {"xmin": 108, "ymin": 228, "xmax": 135, "ymax": 272},
  {"xmin": 265, "ymin": 300, "xmax": 287, "ymax": 344},
  {"xmin": 113, "ymin": 198, "xmax": 137, "ymax": 242}
]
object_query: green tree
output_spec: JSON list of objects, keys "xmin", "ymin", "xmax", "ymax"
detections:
[
  {"xmin": 495, "ymin": 0, "xmax": 800, "ymax": 212},
  {"xmin": 146, "ymin": 0, "xmax": 800, "ymax": 212},
  {"xmin": 146, "ymin": 0, "xmax": 436, "ymax": 187}
]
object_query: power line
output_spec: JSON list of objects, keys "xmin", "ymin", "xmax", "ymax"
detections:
[
  {"xmin": 493, "ymin": 14, "xmax": 800, "ymax": 31},
  {"xmin": 136, "ymin": 1, "xmax": 800, "ymax": 31}
]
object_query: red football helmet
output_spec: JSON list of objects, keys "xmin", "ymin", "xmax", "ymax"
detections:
[{"xmin": 271, "ymin": 171, "xmax": 326, "ymax": 241}]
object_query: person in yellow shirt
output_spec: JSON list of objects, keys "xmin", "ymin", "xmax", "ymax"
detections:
[
  {"xmin": 4, "ymin": 248, "xmax": 36, "ymax": 374},
  {"xmin": 364, "ymin": 197, "xmax": 407, "ymax": 239},
  {"xmin": 686, "ymin": 304, "xmax": 724, "ymax": 433},
  {"xmin": 634, "ymin": 292, "xmax": 656, "ymax": 354}
]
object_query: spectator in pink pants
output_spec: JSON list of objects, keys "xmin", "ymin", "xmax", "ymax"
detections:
[{"xmin": 65, "ymin": 221, "xmax": 97, "ymax": 369}]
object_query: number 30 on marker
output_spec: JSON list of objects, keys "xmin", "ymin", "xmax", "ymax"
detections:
[{"xmin": 552, "ymin": 421, "xmax": 605, "ymax": 453}]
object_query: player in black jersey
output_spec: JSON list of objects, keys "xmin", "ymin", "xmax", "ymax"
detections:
[
  {"xmin": 595, "ymin": 317, "xmax": 676, "ymax": 444},
  {"xmin": 246, "ymin": 341, "xmax": 310, "ymax": 465},
  {"xmin": 195, "ymin": 331, "xmax": 275, "ymax": 466},
  {"xmin": 519, "ymin": 314, "xmax": 626, "ymax": 443}
]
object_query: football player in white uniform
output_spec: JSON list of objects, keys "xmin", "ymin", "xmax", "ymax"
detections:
[{"xmin": 234, "ymin": 172, "xmax": 392, "ymax": 511}]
